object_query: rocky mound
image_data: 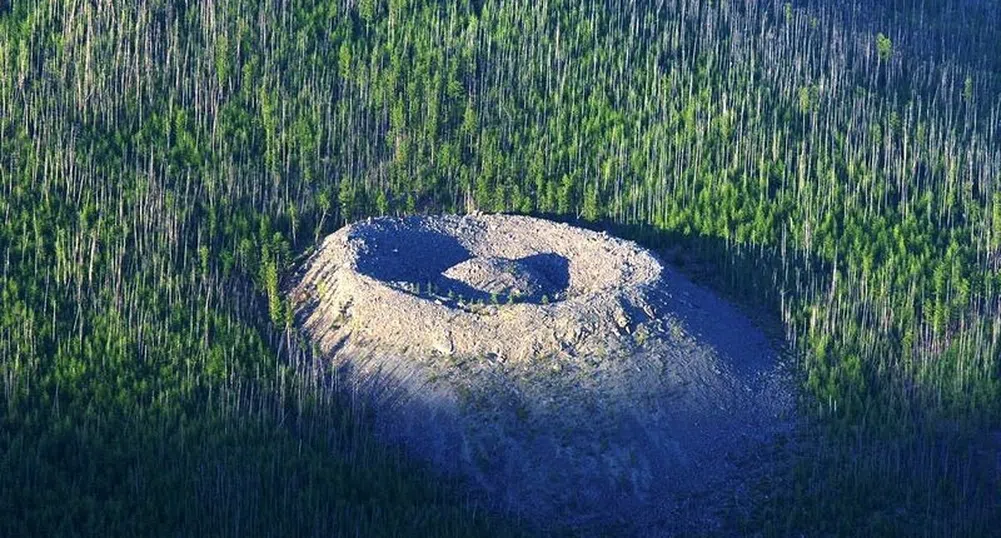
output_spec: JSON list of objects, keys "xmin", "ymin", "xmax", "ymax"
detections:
[{"xmin": 289, "ymin": 214, "xmax": 794, "ymax": 535}]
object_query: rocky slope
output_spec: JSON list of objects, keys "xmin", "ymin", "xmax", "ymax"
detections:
[{"xmin": 289, "ymin": 214, "xmax": 795, "ymax": 535}]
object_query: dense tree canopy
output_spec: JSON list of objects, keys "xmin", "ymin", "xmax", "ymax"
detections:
[{"xmin": 1, "ymin": 0, "xmax": 999, "ymax": 535}]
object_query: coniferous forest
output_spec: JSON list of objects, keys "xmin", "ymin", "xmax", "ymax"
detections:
[{"xmin": 1, "ymin": 0, "xmax": 1000, "ymax": 535}]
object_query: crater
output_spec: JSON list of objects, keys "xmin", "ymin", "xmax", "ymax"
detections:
[{"xmin": 288, "ymin": 214, "xmax": 794, "ymax": 535}]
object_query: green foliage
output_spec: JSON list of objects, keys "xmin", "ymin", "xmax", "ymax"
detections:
[
  {"xmin": 582, "ymin": 182, "xmax": 600, "ymax": 221},
  {"xmin": 1, "ymin": 0, "xmax": 1000, "ymax": 535},
  {"xmin": 338, "ymin": 40, "xmax": 352, "ymax": 81},
  {"xmin": 876, "ymin": 32, "xmax": 894, "ymax": 61},
  {"xmin": 264, "ymin": 258, "xmax": 283, "ymax": 325},
  {"xmin": 798, "ymin": 86, "xmax": 812, "ymax": 114}
]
